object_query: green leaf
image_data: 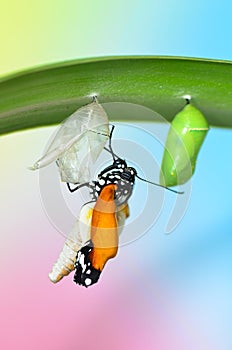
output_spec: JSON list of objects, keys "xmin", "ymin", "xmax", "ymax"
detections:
[{"xmin": 0, "ymin": 56, "xmax": 232, "ymax": 135}]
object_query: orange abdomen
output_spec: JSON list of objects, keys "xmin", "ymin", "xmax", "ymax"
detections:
[{"xmin": 89, "ymin": 184, "xmax": 118, "ymax": 271}]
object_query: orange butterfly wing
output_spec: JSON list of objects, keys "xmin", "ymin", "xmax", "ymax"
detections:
[
  {"xmin": 89, "ymin": 184, "xmax": 118, "ymax": 271},
  {"xmin": 74, "ymin": 184, "xmax": 125, "ymax": 287}
]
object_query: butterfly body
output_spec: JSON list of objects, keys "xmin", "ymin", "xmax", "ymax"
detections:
[
  {"xmin": 88, "ymin": 158, "xmax": 137, "ymax": 207},
  {"xmin": 74, "ymin": 184, "xmax": 120, "ymax": 287}
]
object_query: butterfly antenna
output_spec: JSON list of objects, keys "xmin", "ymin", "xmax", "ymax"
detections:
[{"xmin": 135, "ymin": 174, "xmax": 184, "ymax": 194}]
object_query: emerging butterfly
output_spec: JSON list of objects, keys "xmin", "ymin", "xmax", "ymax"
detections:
[
  {"xmin": 62, "ymin": 126, "xmax": 183, "ymax": 287},
  {"xmin": 73, "ymin": 184, "xmax": 127, "ymax": 287},
  {"xmin": 49, "ymin": 125, "xmax": 183, "ymax": 287},
  {"xmin": 49, "ymin": 195, "xmax": 129, "ymax": 285}
]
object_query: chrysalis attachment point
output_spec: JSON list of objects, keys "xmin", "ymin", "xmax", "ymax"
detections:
[{"xmin": 182, "ymin": 94, "xmax": 191, "ymax": 103}]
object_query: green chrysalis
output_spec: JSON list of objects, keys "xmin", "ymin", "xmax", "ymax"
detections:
[{"xmin": 160, "ymin": 99, "xmax": 209, "ymax": 187}]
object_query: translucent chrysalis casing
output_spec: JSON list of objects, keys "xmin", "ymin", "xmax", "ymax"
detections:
[
  {"xmin": 160, "ymin": 101, "xmax": 209, "ymax": 186},
  {"xmin": 49, "ymin": 197, "xmax": 129, "ymax": 284},
  {"xmin": 30, "ymin": 100, "xmax": 109, "ymax": 183}
]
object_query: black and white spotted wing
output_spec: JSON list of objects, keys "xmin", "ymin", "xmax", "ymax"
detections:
[{"xmin": 74, "ymin": 240, "xmax": 101, "ymax": 288}]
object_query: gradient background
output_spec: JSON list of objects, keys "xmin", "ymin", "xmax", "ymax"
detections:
[{"xmin": 0, "ymin": 1, "xmax": 232, "ymax": 349}]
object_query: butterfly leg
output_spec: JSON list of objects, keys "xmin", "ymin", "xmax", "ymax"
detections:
[
  {"xmin": 66, "ymin": 182, "xmax": 91, "ymax": 193},
  {"xmin": 103, "ymin": 124, "xmax": 121, "ymax": 161}
]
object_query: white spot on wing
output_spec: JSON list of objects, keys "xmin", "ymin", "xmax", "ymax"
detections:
[
  {"xmin": 79, "ymin": 254, "xmax": 86, "ymax": 272},
  {"xmin": 85, "ymin": 278, "xmax": 92, "ymax": 286}
]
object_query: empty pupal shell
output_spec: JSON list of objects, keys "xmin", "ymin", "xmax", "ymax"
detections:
[
  {"xmin": 30, "ymin": 101, "xmax": 109, "ymax": 183},
  {"xmin": 49, "ymin": 200, "xmax": 129, "ymax": 283},
  {"xmin": 160, "ymin": 102, "xmax": 209, "ymax": 186}
]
